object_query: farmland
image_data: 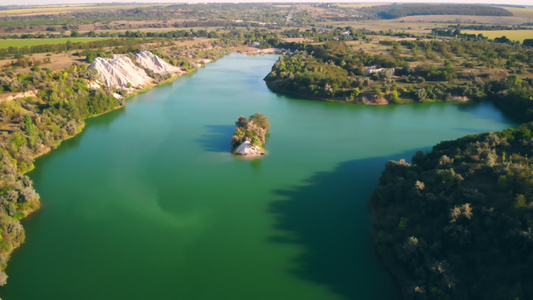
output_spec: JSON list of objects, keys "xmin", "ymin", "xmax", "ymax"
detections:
[
  {"xmin": 495, "ymin": 6, "xmax": 533, "ymax": 18},
  {"xmin": 462, "ymin": 29, "xmax": 533, "ymax": 42},
  {"xmin": 0, "ymin": 4, "xmax": 166, "ymax": 16}
]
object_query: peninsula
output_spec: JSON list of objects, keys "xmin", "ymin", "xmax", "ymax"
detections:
[{"xmin": 264, "ymin": 40, "xmax": 533, "ymax": 122}]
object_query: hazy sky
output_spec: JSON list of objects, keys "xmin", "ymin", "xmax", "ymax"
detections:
[{"xmin": 2, "ymin": 0, "xmax": 532, "ymax": 7}]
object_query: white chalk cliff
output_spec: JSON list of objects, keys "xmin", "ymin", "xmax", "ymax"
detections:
[
  {"xmin": 135, "ymin": 51, "xmax": 182, "ymax": 75},
  {"xmin": 235, "ymin": 141, "xmax": 263, "ymax": 156},
  {"xmin": 89, "ymin": 55, "xmax": 152, "ymax": 89},
  {"xmin": 88, "ymin": 51, "xmax": 182, "ymax": 90}
]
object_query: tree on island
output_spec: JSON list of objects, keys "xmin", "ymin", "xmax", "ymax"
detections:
[{"xmin": 231, "ymin": 113, "xmax": 270, "ymax": 156}]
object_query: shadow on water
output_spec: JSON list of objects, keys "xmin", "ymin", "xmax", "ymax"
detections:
[
  {"xmin": 196, "ymin": 125, "xmax": 235, "ymax": 152},
  {"xmin": 269, "ymin": 150, "xmax": 422, "ymax": 300},
  {"xmin": 457, "ymin": 101, "xmax": 520, "ymax": 125}
]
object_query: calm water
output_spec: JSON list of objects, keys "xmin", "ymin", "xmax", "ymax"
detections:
[{"xmin": 0, "ymin": 54, "xmax": 518, "ymax": 299}]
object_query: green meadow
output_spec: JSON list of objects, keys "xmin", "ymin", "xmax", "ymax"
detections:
[{"xmin": 462, "ymin": 30, "xmax": 533, "ymax": 43}]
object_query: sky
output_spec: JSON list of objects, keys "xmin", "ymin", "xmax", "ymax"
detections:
[{"xmin": 1, "ymin": 0, "xmax": 531, "ymax": 7}]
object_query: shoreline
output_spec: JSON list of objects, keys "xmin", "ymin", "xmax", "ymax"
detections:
[
  {"xmin": 265, "ymin": 85, "xmax": 475, "ymax": 106},
  {"xmin": 234, "ymin": 153, "xmax": 266, "ymax": 159}
]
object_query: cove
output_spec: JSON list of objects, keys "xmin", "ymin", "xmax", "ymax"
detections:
[{"xmin": 0, "ymin": 53, "xmax": 518, "ymax": 299}]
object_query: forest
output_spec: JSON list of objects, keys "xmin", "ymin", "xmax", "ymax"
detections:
[
  {"xmin": 358, "ymin": 4, "xmax": 513, "ymax": 19},
  {"xmin": 370, "ymin": 123, "xmax": 533, "ymax": 299}
]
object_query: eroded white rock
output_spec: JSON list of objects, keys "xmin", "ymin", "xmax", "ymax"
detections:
[
  {"xmin": 89, "ymin": 55, "xmax": 151, "ymax": 89},
  {"xmin": 135, "ymin": 51, "xmax": 182, "ymax": 75}
]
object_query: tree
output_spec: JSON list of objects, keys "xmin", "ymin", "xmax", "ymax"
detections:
[
  {"xmin": 249, "ymin": 113, "xmax": 270, "ymax": 130},
  {"xmin": 22, "ymin": 114, "xmax": 36, "ymax": 136},
  {"xmin": 417, "ymin": 88, "xmax": 427, "ymax": 102},
  {"xmin": 388, "ymin": 90, "xmax": 400, "ymax": 103},
  {"xmin": 235, "ymin": 115, "xmax": 248, "ymax": 127},
  {"xmin": 251, "ymin": 136, "xmax": 262, "ymax": 147},
  {"xmin": 70, "ymin": 30, "xmax": 81, "ymax": 38},
  {"xmin": 514, "ymin": 194, "xmax": 526, "ymax": 208}
]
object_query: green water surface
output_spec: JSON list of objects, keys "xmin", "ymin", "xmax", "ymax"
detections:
[{"xmin": 0, "ymin": 54, "xmax": 519, "ymax": 300}]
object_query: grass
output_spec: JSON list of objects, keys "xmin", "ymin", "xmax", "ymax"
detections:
[
  {"xmin": 462, "ymin": 30, "xmax": 533, "ymax": 42},
  {"xmin": 0, "ymin": 38, "xmax": 113, "ymax": 49}
]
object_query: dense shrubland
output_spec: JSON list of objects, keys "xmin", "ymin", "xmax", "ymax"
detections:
[{"xmin": 370, "ymin": 123, "xmax": 533, "ymax": 300}]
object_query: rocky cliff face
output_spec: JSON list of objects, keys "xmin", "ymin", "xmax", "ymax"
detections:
[
  {"xmin": 89, "ymin": 54, "xmax": 152, "ymax": 89},
  {"xmin": 135, "ymin": 51, "xmax": 182, "ymax": 75},
  {"xmin": 89, "ymin": 51, "xmax": 181, "ymax": 90}
]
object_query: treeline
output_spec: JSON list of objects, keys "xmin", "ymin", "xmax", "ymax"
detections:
[
  {"xmin": 358, "ymin": 4, "xmax": 513, "ymax": 19},
  {"xmin": 0, "ymin": 28, "xmax": 287, "ymax": 61},
  {"xmin": 0, "ymin": 38, "xmax": 146, "ymax": 60},
  {"xmin": 370, "ymin": 122, "xmax": 533, "ymax": 299},
  {"xmin": 445, "ymin": 24, "xmax": 533, "ymax": 31}
]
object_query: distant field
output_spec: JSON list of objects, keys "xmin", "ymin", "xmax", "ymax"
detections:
[
  {"xmin": 497, "ymin": 6, "xmax": 533, "ymax": 18},
  {"xmin": 0, "ymin": 4, "xmax": 165, "ymax": 15},
  {"xmin": 0, "ymin": 4, "xmax": 87, "ymax": 14},
  {"xmin": 462, "ymin": 30, "xmax": 533, "ymax": 42},
  {"xmin": 0, "ymin": 38, "xmax": 112, "ymax": 49},
  {"xmin": 395, "ymin": 15, "xmax": 529, "ymax": 26},
  {"xmin": 337, "ymin": 4, "xmax": 382, "ymax": 8}
]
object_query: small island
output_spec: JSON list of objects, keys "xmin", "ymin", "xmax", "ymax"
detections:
[{"xmin": 231, "ymin": 113, "xmax": 270, "ymax": 157}]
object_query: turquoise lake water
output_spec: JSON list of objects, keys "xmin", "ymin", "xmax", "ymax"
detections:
[{"xmin": 0, "ymin": 53, "xmax": 519, "ymax": 299}]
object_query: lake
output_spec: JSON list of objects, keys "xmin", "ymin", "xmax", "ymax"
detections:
[{"xmin": 0, "ymin": 53, "xmax": 518, "ymax": 299}]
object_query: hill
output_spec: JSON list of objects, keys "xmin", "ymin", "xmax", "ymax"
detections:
[{"xmin": 359, "ymin": 4, "xmax": 513, "ymax": 19}]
